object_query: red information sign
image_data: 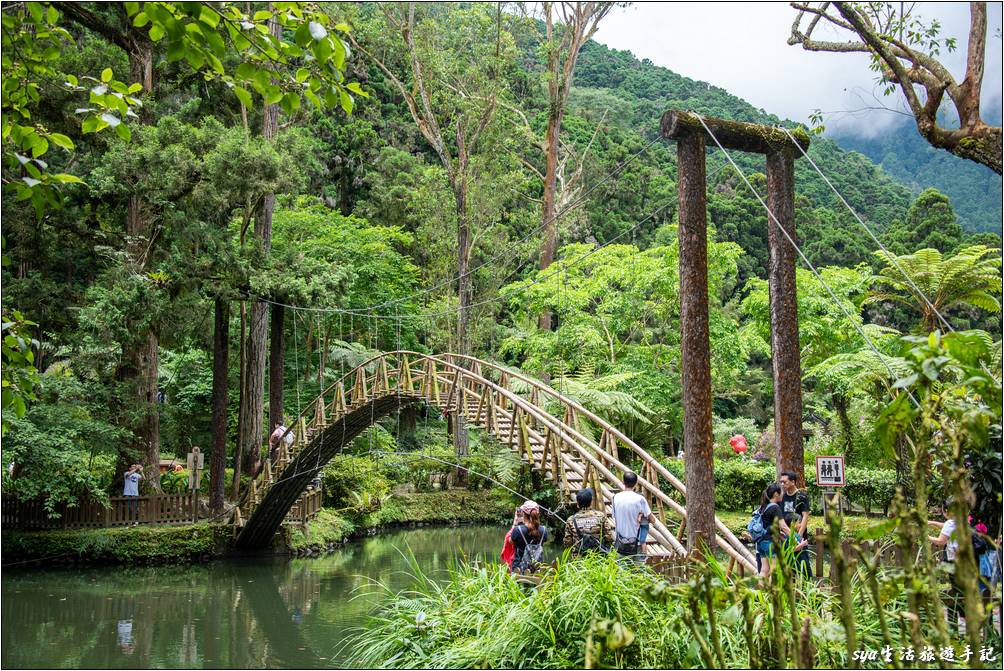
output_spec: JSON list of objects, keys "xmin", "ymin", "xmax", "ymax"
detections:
[{"xmin": 815, "ymin": 455, "xmax": 845, "ymax": 487}]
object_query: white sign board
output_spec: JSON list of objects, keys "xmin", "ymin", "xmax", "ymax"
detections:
[{"xmin": 815, "ymin": 455, "xmax": 845, "ymax": 487}]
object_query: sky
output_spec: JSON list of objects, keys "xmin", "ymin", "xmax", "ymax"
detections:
[{"xmin": 593, "ymin": 2, "xmax": 1003, "ymax": 138}]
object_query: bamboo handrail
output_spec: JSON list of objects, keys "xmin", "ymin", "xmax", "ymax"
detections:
[{"xmin": 241, "ymin": 351, "xmax": 756, "ymax": 571}]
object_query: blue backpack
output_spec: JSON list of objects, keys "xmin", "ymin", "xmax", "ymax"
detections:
[{"xmin": 748, "ymin": 503, "xmax": 776, "ymax": 543}]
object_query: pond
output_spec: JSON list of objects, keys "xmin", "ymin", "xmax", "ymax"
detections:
[{"xmin": 1, "ymin": 524, "xmax": 557, "ymax": 669}]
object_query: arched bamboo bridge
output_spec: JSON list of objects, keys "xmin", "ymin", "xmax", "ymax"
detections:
[{"xmin": 234, "ymin": 351, "xmax": 757, "ymax": 572}]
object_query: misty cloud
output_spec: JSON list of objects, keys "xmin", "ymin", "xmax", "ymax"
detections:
[{"xmin": 593, "ymin": 2, "xmax": 1002, "ymax": 139}]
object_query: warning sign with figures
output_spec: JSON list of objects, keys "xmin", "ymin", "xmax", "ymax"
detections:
[{"xmin": 816, "ymin": 456, "xmax": 845, "ymax": 487}]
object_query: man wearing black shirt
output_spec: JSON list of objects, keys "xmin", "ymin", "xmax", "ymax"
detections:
[{"xmin": 780, "ymin": 470, "xmax": 813, "ymax": 577}]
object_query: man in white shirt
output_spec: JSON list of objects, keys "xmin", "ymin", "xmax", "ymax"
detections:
[{"xmin": 612, "ymin": 471, "xmax": 653, "ymax": 556}]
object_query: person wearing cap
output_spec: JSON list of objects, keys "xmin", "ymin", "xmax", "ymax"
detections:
[
  {"xmin": 509, "ymin": 500, "xmax": 548, "ymax": 573},
  {"xmin": 563, "ymin": 488, "xmax": 613, "ymax": 554}
]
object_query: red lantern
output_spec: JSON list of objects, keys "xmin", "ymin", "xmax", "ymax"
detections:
[{"xmin": 729, "ymin": 434, "xmax": 748, "ymax": 455}]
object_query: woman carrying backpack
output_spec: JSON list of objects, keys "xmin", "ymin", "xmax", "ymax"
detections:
[
  {"xmin": 754, "ymin": 483, "xmax": 807, "ymax": 578},
  {"xmin": 510, "ymin": 501, "xmax": 548, "ymax": 574}
]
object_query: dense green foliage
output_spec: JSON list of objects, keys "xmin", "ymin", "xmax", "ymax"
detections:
[{"xmin": 1, "ymin": 2, "xmax": 1000, "ymax": 525}]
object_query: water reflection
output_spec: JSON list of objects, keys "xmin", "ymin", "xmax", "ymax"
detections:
[{"xmin": 2, "ymin": 524, "xmax": 541, "ymax": 669}]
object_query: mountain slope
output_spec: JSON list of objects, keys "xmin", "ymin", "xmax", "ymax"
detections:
[
  {"xmin": 571, "ymin": 40, "xmax": 914, "ymax": 230},
  {"xmin": 831, "ymin": 120, "xmax": 1002, "ymax": 234}
]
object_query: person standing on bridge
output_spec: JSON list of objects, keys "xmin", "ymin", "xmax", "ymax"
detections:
[{"xmin": 612, "ymin": 471, "xmax": 653, "ymax": 557}]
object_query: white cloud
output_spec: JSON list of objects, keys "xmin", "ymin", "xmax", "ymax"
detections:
[{"xmin": 593, "ymin": 2, "xmax": 1002, "ymax": 137}]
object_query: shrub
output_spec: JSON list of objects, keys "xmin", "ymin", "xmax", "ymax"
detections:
[
  {"xmin": 658, "ymin": 459, "xmax": 899, "ymax": 514},
  {"xmin": 321, "ymin": 455, "xmax": 391, "ymax": 508},
  {"xmin": 712, "ymin": 415, "xmax": 761, "ymax": 460}
]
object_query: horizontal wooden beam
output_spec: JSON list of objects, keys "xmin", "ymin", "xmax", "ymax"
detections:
[{"xmin": 660, "ymin": 109, "xmax": 810, "ymax": 155}]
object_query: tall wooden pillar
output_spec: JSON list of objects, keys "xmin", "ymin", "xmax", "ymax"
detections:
[
  {"xmin": 677, "ymin": 130, "xmax": 715, "ymax": 554},
  {"xmin": 766, "ymin": 150, "xmax": 804, "ymax": 485}
]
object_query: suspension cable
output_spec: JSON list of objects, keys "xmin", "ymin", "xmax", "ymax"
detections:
[{"xmin": 693, "ymin": 113, "xmax": 922, "ymax": 410}]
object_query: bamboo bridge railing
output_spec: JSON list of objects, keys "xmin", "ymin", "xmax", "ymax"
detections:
[{"xmin": 234, "ymin": 351, "xmax": 756, "ymax": 572}]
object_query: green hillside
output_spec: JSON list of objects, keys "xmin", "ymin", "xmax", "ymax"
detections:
[{"xmin": 832, "ymin": 119, "xmax": 1003, "ymax": 234}]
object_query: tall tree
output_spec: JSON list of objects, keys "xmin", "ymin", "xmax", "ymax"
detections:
[
  {"xmin": 788, "ymin": 2, "xmax": 1002, "ymax": 173},
  {"xmin": 210, "ymin": 297, "xmax": 230, "ymax": 514},
  {"xmin": 56, "ymin": 2, "xmax": 162, "ymax": 489},
  {"xmin": 237, "ymin": 13, "xmax": 282, "ymax": 486},
  {"xmin": 865, "ymin": 245, "xmax": 1002, "ymax": 333},
  {"xmin": 536, "ymin": 2, "xmax": 615, "ymax": 331},
  {"xmin": 349, "ymin": 3, "xmax": 510, "ymax": 479}
]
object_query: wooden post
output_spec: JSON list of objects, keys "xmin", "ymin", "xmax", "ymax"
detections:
[
  {"xmin": 766, "ymin": 150, "xmax": 804, "ymax": 484},
  {"xmin": 676, "ymin": 129, "xmax": 715, "ymax": 555}
]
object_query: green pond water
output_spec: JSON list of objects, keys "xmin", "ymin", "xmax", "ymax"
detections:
[{"xmin": 2, "ymin": 524, "xmax": 557, "ymax": 669}]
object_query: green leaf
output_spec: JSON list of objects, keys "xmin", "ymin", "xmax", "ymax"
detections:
[
  {"xmin": 293, "ymin": 22, "xmax": 311, "ymax": 47},
  {"xmin": 264, "ymin": 85, "xmax": 282, "ymax": 105},
  {"xmin": 81, "ymin": 116, "xmax": 100, "ymax": 134},
  {"xmin": 115, "ymin": 123, "xmax": 131, "ymax": 142},
  {"xmin": 312, "ymin": 37, "xmax": 332, "ymax": 63},
  {"xmin": 235, "ymin": 62, "xmax": 257, "ymax": 81},
  {"xmin": 48, "ymin": 133, "xmax": 74, "ymax": 150},
  {"xmin": 30, "ymin": 137, "xmax": 48, "ymax": 158},
  {"xmin": 185, "ymin": 49, "xmax": 205, "ymax": 70},
  {"xmin": 198, "ymin": 5, "xmax": 220, "ymax": 28},
  {"xmin": 167, "ymin": 40, "xmax": 185, "ymax": 62},
  {"xmin": 133, "ymin": 12, "xmax": 150, "ymax": 27},
  {"xmin": 149, "ymin": 24, "xmax": 165, "ymax": 41},
  {"xmin": 52, "ymin": 173, "xmax": 84, "ymax": 184},
  {"xmin": 280, "ymin": 92, "xmax": 300, "ymax": 114},
  {"xmin": 338, "ymin": 89, "xmax": 353, "ymax": 115},
  {"xmin": 233, "ymin": 86, "xmax": 253, "ymax": 109},
  {"xmin": 101, "ymin": 68, "xmax": 113, "ymax": 83},
  {"xmin": 295, "ymin": 67, "xmax": 310, "ymax": 83},
  {"xmin": 345, "ymin": 82, "xmax": 368, "ymax": 97}
]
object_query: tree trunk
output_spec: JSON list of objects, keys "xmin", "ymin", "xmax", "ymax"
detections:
[
  {"xmin": 453, "ymin": 180, "xmax": 471, "ymax": 487},
  {"xmin": 132, "ymin": 330, "xmax": 161, "ymax": 492},
  {"xmin": 537, "ymin": 76, "xmax": 562, "ymax": 332},
  {"xmin": 398, "ymin": 403, "xmax": 418, "ymax": 448},
  {"xmin": 210, "ymin": 298, "xmax": 229, "ymax": 514},
  {"xmin": 268, "ymin": 304, "xmax": 284, "ymax": 433},
  {"xmin": 234, "ymin": 301, "xmax": 246, "ymax": 498},
  {"xmin": 833, "ymin": 391, "xmax": 854, "ymax": 460},
  {"xmin": 122, "ymin": 39, "xmax": 161, "ymax": 491},
  {"xmin": 237, "ymin": 11, "xmax": 281, "ymax": 487}
]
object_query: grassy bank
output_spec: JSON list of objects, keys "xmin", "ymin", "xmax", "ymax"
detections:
[
  {"xmin": 2, "ymin": 523, "xmax": 228, "ymax": 567},
  {"xmin": 287, "ymin": 488, "xmax": 515, "ymax": 553}
]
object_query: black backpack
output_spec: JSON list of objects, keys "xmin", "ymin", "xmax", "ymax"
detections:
[
  {"xmin": 514, "ymin": 527, "xmax": 545, "ymax": 572},
  {"xmin": 972, "ymin": 530, "xmax": 989, "ymax": 557},
  {"xmin": 573, "ymin": 515, "xmax": 609, "ymax": 555}
]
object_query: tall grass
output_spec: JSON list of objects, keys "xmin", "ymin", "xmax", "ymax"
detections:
[{"xmin": 345, "ymin": 547, "xmax": 941, "ymax": 669}]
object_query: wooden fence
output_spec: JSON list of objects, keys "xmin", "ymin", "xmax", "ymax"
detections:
[
  {"xmin": 287, "ymin": 488, "xmax": 323, "ymax": 526},
  {"xmin": 4, "ymin": 488, "xmax": 324, "ymax": 531},
  {"xmin": 2, "ymin": 494, "xmax": 196, "ymax": 530}
]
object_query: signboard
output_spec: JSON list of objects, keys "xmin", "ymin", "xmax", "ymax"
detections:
[{"xmin": 815, "ymin": 455, "xmax": 845, "ymax": 487}]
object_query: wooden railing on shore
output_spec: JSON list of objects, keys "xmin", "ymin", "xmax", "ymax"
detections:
[
  {"xmin": 2, "ymin": 494, "xmax": 196, "ymax": 530},
  {"xmin": 287, "ymin": 488, "xmax": 323, "ymax": 525},
  {"xmin": 4, "ymin": 487, "xmax": 324, "ymax": 531}
]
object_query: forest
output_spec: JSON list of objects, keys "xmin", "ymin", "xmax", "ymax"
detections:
[
  {"xmin": 2, "ymin": 2, "xmax": 1003, "ymax": 667},
  {"xmin": 3, "ymin": 1, "xmax": 1000, "ymax": 512}
]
